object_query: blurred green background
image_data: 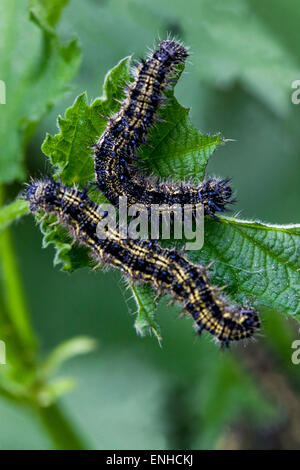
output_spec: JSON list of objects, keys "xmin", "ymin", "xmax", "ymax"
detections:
[{"xmin": 0, "ymin": 0, "xmax": 300, "ymax": 449}]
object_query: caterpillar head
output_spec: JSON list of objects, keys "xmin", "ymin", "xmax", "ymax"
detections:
[
  {"xmin": 25, "ymin": 179, "xmax": 58, "ymax": 212},
  {"xmin": 199, "ymin": 178, "xmax": 234, "ymax": 218},
  {"xmin": 157, "ymin": 40, "xmax": 189, "ymax": 64},
  {"xmin": 219, "ymin": 305, "xmax": 261, "ymax": 347}
]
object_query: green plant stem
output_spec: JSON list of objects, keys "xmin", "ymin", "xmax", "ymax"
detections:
[
  {"xmin": 0, "ymin": 188, "xmax": 36, "ymax": 352},
  {"xmin": 38, "ymin": 403, "xmax": 87, "ymax": 450}
]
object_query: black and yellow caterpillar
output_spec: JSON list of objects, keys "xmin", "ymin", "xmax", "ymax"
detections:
[
  {"xmin": 94, "ymin": 39, "xmax": 233, "ymax": 219},
  {"xmin": 25, "ymin": 179, "xmax": 260, "ymax": 346}
]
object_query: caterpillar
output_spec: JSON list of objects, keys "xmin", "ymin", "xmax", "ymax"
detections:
[
  {"xmin": 25, "ymin": 179, "xmax": 260, "ymax": 346},
  {"xmin": 94, "ymin": 39, "xmax": 233, "ymax": 218}
]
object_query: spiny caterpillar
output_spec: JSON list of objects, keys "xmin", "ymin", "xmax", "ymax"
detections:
[
  {"xmin": 94, "ymin": 39, "xmax": 233, "ymax": 218},
  {"xmin": 25, "ymin": 179, "xmax": 260, "ymax": 346}
]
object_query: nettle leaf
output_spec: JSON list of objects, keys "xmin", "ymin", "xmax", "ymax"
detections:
[
  {"xmin": 189, "ymin": 218, "xmax": 300, "ymax": 318},
  {"xmin": 42, "ymin": 57, "xmax": 131, "ymax": 187},
  {"xmin": 39, "ymin": 215, "xmax": 92, "ymax": 272},
  {"xmin": 0, "ymin": 0, "xmax": 80, "ymax": 184},
  {"xmin": 40, "ymin": 56, "xmax": 221, "ymax": 274},
  {"xmin": 137, "ymin": 218, "xmax": 300, "ymax": 341}
]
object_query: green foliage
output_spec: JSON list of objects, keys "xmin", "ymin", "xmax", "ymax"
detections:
[
  {"xmin": 0, "ymin": 0, "xmax": 300, "ymax": 451},
  {"xmin": 0, "ymin": 0, "xmax": 80, "ymax": 184},
  {"xmin": 42, "ymin": 57, "xmax": 131, "ymax": 187},
  {"xmin": 39, "ymin": 214, "xmax": 92, "ymax": 272},
  {"xmin": 130, "ymin": 283, "xmax": 162, "ymax": 342},
  {"xmin": 136, "ymin": 221, "xmax": 300, "ymax": 338},
  {"xmin": 0, "ymin": 0, "xmax": 89, "ymax": 450},
  {"xmin": 192, "ymin": 218, "xmax": 300, "ymax": 316}
]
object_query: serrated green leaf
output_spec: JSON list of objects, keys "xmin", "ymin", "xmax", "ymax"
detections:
[
  {"xmin": 131, "ymin": 219, "xmax": 300, "ymax": 339},
  {"xmin": 0, "ymin": 0, "xmax": 81, "ymax": 184},
  {"xmin": 189, "ymin": 217, "xmax": 300, "ymax": 317},
  {"xmin": 130, "ymin": 283, "xmax": 162, "ymax": 343},
  {"xmin": 0, "ymin": 200, "xmax": 29, "ymax": 234},
  {"xmin": 139, "ymin": 73, "xmax": 224, "ymax": 181},
  {"xmin": 39, "ymin": 215, "xmax": 93, "ymax": 273},
  {"xmin": 42, "ymin": 56, "xmax": 131, "ymax": 187}
]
